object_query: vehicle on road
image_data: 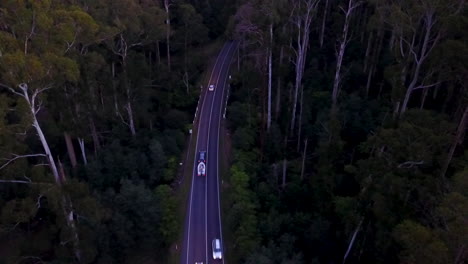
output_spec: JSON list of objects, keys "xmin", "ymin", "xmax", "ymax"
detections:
[
  {"xmin": 209, "ymin": 84, "xmax": 215, "ymax": 91},
  {"xmin": 195, "ymin": 262, "xmax": 203, "ymax": 264},
  {"xmin": 197, "ymin": 151, "xmax": 206, "ymax": 176},
  {"xmin": 212, "ymin": 238, "xmax": 223, "ymax": 259}
]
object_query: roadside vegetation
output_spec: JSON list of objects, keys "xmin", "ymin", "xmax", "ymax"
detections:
[{"xmin": 0, "ymin": 0, "xmax": 233, "ymax": 263}]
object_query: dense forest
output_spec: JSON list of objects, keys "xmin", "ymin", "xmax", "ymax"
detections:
[
  {"xmin": 0, "ymin": 0, "xmax": 467, "ymax": 264},
  {"xmin": 224, "ymin": 0, "xmax": 467, "ymax": 263},
  {"xmin": 0, "ymin": 0, "xmax": 232, "ymax": 263}
]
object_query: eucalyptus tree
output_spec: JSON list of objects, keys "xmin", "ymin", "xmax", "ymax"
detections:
[
  {"xmin": 100, "ymin": 0, "xmax": 165, "ymax": 136},
  {"xmin": 0, "ymin": 1, "xmax": 103, "ymax": 261},
  {"xmin": 381, "ymin": 0, "xmax": 463, "ymax": 117},
  {"xmin": 289, "ymin": 0, "xmax": 321, "ymax": 135},
  {"xmin": 331, "ymin": 0, "xmax": 362, "ymax": 109}
]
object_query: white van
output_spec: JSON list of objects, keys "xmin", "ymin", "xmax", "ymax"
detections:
[{"xmin": 212, "ymin": 238, "xmax": 222, "ymax": 259}]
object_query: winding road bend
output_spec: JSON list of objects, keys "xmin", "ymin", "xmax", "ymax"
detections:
[{"xmin": 181, "ymin": 41, "xmax": 237, "ymax": 264}]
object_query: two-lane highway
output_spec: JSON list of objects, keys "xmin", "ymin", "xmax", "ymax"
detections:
[{"xmin": 181, "ymin": 42, "xmax": 237, "ymax": 264}]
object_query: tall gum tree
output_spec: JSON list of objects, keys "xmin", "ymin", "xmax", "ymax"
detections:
[
  {"xmin": 0, "ymin": 1, "xmax": 92, "ymax": 261},
  {"xmin": 289, "ymin": 0, "xmax": 320, "ymax": 135}
]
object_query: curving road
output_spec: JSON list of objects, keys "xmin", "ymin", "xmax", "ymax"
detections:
[{"xmin": 181, "ymin": 41, "xmax": 237, "ymax": 264}]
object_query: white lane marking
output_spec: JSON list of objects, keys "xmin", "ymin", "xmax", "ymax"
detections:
[
  {"xmin": 186, "ymin": 43, "xmax": 227, "ymax": 264},
  {"xmin": 205, "ymin": 42, "xmax": 235, "ymax": 264},
  {"xmin": 216, "ymin": 42, "xmax": 238, "ymax": 264}
]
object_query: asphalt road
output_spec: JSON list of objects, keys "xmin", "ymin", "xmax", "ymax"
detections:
[{"xmin": 181, "ymin": 41, "xmax": 237, "ymax": 264}]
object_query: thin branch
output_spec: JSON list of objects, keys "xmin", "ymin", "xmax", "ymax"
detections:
[
  {"xmin": 397, "ymin": 160, "xmax": 424, "ymax": 169},
  {"xmin": 413, "ymin": 82, "xmax": 441, "ymax": 90},
  {"xmin": 0, "ymin": 154, "xmax": 47, "ymax": 170}
]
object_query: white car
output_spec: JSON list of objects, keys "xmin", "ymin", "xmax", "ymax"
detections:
[
  {"xmin": 209, "ymin": 84, "xmax": 215, "ymax": 91},
  {"xmin": 197, "ymin": 151, "xmax": 206, "ymax": 176},
  {"xmin": 195, "ymin": 262, "xmax": 203, "ymax": 264},
  {"xmin": 212, "ymin": 238, "xmax": 223, "ymax": 259},
  {"xmin": 197, "ymin": 162, "xmax": 206, "ymax": 176}
]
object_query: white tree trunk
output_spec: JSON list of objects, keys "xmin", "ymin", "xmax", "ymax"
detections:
[
  {"xmin": 13, "ymin": 84, "xmax": 82, "ymax": 262},
  {"xmin": 77, "ymin": 138, "xmax": 87, "ymax": 165},
  {"xmin": 399, "ymin": 10, "xmax": 439, "ymax": 116},
  {"xmin": 332, "ymin": 0, "xmax": 361, "ymax": 108},
  {"xmin": 290, "ymin": 0, "xmax": 320, "ymax": 134},
  {"xmin": 343, "ymin": 218, "xmax": 364, "ymax": 264},
  {"xmin": 267, "ymin": 23, "xmax": 273, "ymax": 132}
]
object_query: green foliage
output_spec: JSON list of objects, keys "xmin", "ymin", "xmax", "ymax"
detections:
[
  {"xmin": 154, "ymin": 185, "xmax": 179, "ymax": 245},
  {"xmin": 393, "ymin": 220, "xmax": 449, "ymax": 264}
]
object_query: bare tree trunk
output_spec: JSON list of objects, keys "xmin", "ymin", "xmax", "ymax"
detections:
[
  {"xmin": 320, "ymin": 0, "xmax": 329, "ymax": 48},
  {"xmin": 126, "ymin": 100, "xmax": 136, "ymax": 136},
  {"xmin": 267, "ymin": 23, "xmax": 273, "ymax": 132},
  {"xmin": 77, "ymin": 138, "xmax": 87, "ymax": 165},
  {"xmin": 332, "ymin": 0, "xmax": 361, "ymax": 108},
  {"xmin": 12, "ymin": 84, "xmax": 82, "ymax": 262},
  {"xmin": 399, "ymin": 11, "xmax": 439, "ymax": 116},
  {"xmin": 343, "ymin": 218, "xmax": 364, "ymax": 264},
  {"xmin": 164, "ymin": 0, "xmax": 171, "ymax": 72},
  {"xmin": 291, "ymin": 0, "xmax": 320, "ymax": 134},
  {"xmin": 301, "ymin": 138, "xmax": 308, "ymax": 181},
  {"xmin": 282, "ymin": 158, "xmax": 287, "ymax": 188},
  {"xmin": 440, "ymin": 106, "xmax": 468, "ymax": 178},
  {"xmin": 64, "ymin": 132, "xmax": 77, "ymax": 168}
]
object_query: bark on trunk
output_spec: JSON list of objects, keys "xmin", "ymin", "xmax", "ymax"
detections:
[{"xmin": 64, "ymin": 132, "xmax": 77, "ymax": 168}]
